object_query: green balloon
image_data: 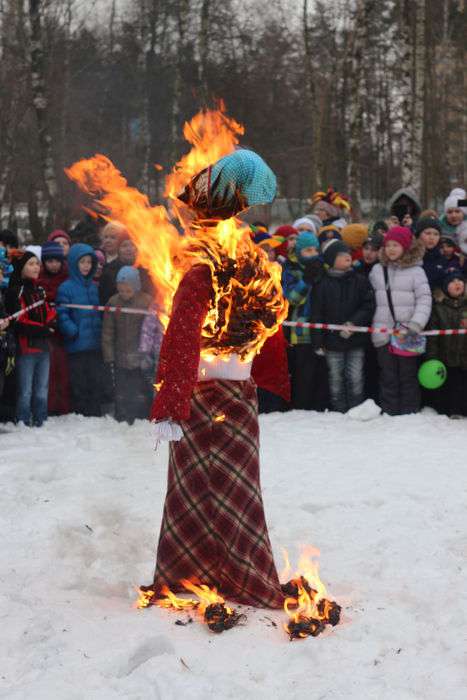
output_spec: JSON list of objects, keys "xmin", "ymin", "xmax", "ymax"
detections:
[{"xmin": 418, "ymin": 360, "xmax": 447, "ymax": 389}]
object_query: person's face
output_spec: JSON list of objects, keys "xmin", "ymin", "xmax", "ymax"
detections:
[
  {"xmin": 287, "ymin": 236, "xmax": 297, "ymax": 251},
  {"xmin": 54, "ymin": 236, "xmax": 70, "ymax": 257},
  {"xmin": 419, "ymin": 228, "xmax": 440, "ymax": 250},
  {"xmin": 44, "ymin": 258, "xmax": 62, "ymax": 274},
  {"xmin": 22, "ymin": 256, "xmax": 40, "ymax": 280},
  {"xmin": 387, "ymin": 216, "xmax": 400, "ymax": 228},
  {"xmin": 94, "ymin": 261, "xmax": 104, "ymax": 279},
  {"xmin": 78, "ymin": 255, "xmax": 93, "ymax": 276},
  {"xmin": 440, "ymin": 241, "xmax": 455, "ymax": 258},
  {"xmin": 299, "ymin": 245, "xmax": 318, "ymax": 259},
  {"xmin": 385, "ymin": 240, "xmax": 404, "ymax": 261},
  {"xmin": 446, "ymin": 208, "xmax": 463, "ymax": 226},
  {"xmin": 333, "ymin": 253, "xmax": 352, "ymax": 271},
  {"xmin": 447, "ymin": 279, "xmax": 465, "ymax": 298},
  {"xmin": 314, "ymin": 204, "xmax": 329, "ymax": 221},
  {"xmin": 117, "ymin": 281, "xmax": 135, "ymax": 300},
  {"xmin": 102, "ymin": 230, "xmax": 120, "ymax": 256},
  {"xmin": 118, "ymin": 239, "xmax": 137, "ymax": 265},
  {"xmin": 297, "ymin": 224, "xmax": 313, "ymax": 233},
  {"xmin": 362, "ymin": 245, "xmax": 379, "ymax": 264}
]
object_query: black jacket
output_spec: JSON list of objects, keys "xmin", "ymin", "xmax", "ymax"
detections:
[{"xmin": 310, "ymin": 269, "xmax": 376, "ymax": 351}]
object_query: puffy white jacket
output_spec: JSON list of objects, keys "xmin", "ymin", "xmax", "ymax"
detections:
[{"xmin": 369, "ymin": 239, "xmax": 432, "ymax": 347}]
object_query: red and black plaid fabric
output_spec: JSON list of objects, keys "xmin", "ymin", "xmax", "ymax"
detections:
[{"xmin": 145, "ymin": 378, "xmax": 284, "ymax": 609}]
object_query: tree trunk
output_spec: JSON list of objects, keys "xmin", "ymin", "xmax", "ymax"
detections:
[
  {"xmin": 412, "ymin": 0, "xmax": 425, "ymax": 197},
  {"xmin": 399, "ymin": 0, "xmax": 413, "ymax": 189},
  {"xmin": 28, "ymin": 0, "xmax": 57, "ymax": 230},
  {"xmin": 198, "ymin": 0, "xmax": 211, "ymax": 103},
  {"xmin": 347, "ymin": 0, "xmax": 374, "ymax": 220},
  {"xmin": 170, "ymin": 0, "xmax": 190, "ymax": 164},
  {"xmin": 303, "ymin": 0, "xmax": 322, "ymax": 192}
]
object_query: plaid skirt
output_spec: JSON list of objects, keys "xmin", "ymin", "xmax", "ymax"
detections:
[{"xmin": 147, "ymin": 379, "xmax": 284, "ymax": 609}]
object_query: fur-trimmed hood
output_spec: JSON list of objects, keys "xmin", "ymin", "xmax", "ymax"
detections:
[{"xmin": 379, "ymin": 238, "xmax": 425, "ymax": 269}]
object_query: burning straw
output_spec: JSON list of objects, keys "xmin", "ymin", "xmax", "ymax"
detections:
[
  {"xmin": 281, "ymin": 548, "xmax": 341, "ymax": 641},
  {"xmin": 136, "ymin": 580, "xmax": 247, "ymax": 634}
]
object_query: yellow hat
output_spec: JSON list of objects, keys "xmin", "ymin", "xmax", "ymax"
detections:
[{"xmin": 341, "ymin": 223, "xmax": 368, "ymax": 250}]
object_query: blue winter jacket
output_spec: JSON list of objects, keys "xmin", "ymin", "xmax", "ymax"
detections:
[{"xmin": 56, "ymin": 244, "xmax": 102, "ymax": 353}]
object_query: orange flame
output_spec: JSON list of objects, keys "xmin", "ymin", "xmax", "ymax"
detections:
[
  {"xmin": 282, "ymin": 546, "xmax": 329, "ymax": 626},
  {"xmin": 65, "ymin": 105, "xmax": 287, "ymax": 358},
  {"xmin": 180, "ymin": 579, "xmax": 226, "ymax": 614}
]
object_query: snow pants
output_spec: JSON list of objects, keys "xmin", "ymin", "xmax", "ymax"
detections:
[{"xmin": 377, "ymin": 345, "xmax": 420, "ymax": 415}]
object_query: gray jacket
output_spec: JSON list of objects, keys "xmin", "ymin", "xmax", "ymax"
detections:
[{"xmin": 369, "ymin": 239, "xmax": 432, "ymax": 347}]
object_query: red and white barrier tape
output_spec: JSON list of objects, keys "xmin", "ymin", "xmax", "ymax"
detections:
[{"xmin": 4, "ymin": 300, "xmax": 467, "ymax": 337}]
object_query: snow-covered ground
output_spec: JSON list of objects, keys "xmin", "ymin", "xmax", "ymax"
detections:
[{"xmin": 1, "ymin": 410, "xmax": 466, "ymax": 699}]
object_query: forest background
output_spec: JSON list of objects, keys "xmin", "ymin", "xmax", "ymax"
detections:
[{"xmin": 0, "ymin": 0, "xmax": 465, "ymax": 238}]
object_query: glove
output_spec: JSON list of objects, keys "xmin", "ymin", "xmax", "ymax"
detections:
[
  {"xmin": 5, "ymin": 356, "xmax": 15, "ymax": 376},
  {"xmin": 339, "ymin": 322, "xmax": 354, "ymax": 340},
  {"xmin": 398, "ymin": 322, "xmax": 421, "ymax": 338},
  {"xmin": 154, "ymin": 420, "xmax": 184, "ymax": 450},
  {"xmin": 314, "ymin": 348, "xmax": 325, "ymax": 357}
]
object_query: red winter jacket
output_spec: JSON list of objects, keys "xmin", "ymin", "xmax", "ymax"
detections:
[{"xmin": 5, "ymin": 279, "xmax": 57, "ymax": 355}]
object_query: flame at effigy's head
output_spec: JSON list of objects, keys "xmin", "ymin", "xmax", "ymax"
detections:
[{"xmin": 65, "ymin": 104, "xmax": 287, "ymax": 355}]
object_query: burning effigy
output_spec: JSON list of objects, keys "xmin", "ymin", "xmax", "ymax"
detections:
[{"xmin": 66, "ymin": 105, "xmax": 341, "ymax": 640}]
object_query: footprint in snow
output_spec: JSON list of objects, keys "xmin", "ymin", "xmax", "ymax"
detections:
[{"xmin": 117, "ymin": 636, "xmax": 175, "ymax": 677}]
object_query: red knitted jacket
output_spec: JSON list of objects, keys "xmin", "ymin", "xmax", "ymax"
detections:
[{"xmin": 150, "ymin": 265, "xmax": 212, "ymax": 422}]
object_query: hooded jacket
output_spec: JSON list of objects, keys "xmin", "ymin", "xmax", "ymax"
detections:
[
  {"xmin": 56, "ymin": 244, "xmax": 102, "ymax": 353},
  {"xmin": 369, "ymin": 239, "xmax": 432, "ymax": 348},
  {"xmin": 387, "ymin": 188, "xmax": 422, "ymax": 225}
]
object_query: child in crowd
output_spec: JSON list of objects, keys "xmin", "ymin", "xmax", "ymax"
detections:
[
  {"xmin": 426, "ymin": 271, "xmax": 467, "ymax": 417},
  {"xmin": 353, "ymin": 232, "xmax": 384, "ymax": 277},
  {"xmin": 101, "ymin": 266, "xmax": 152, "ymax": 423},
  {"xmin": 318, "ymin": 226, "xmax": 342, "ymax": 250},
  {"xmin": 274, "ymin": 225, "xmax": 298, "ymax": 264},
  {"xmin": 282, "ymin": 230, "xmax": 328, "ymax": 409},
  {"xmin": 369, "ymin": 227, "xmax": 432, "ymax": 415},
  {"xmin": 310, "ymin": 241, "xmax": 375, "ymax": 412},
  {"xmin": 415, "ymin": 217, "xmax": 448, "ymax": 290},
  {"xmin": 0, "ymin": 247, "xmax": 13, "ymax": 290},
  {"xmin": 93, "ymin": 249, "xmax": 106, "ymax": 281},
  {"xmin": 439, "ymin": 235, "xmax": 464, "ymax": 272},
  {"xmin": 0, "ymin": 273, "xmax": 15, "ymax": 404},
  {"xmin": 5, "ymin": 252, "xmax": 57, "ymax": 426},
  {"xmin": 56, "ymin": 244, "xmax": 103, "ymax": 417},
  {"xmin": 292, "ymin": 217, "xmax": 318, "ymax": 234},
  {"xmin": 38, "ymin": 241, "xmax": 70, "ymax": 415},
  {"xmin": 139, "ymin": 302, "xmax": 164, "ymax": 394},
  {"xmin": 47, "ymin": 229, "xmax": 71, "ymax": 257},
  {"xmin": 440, "ymin": 188, "xmax": 466, "ymax": 239}
]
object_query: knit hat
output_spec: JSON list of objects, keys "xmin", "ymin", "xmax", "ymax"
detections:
[
  {"xmin": 292, "ymin": 217, "xmax": 317, "ymax": 234},
  {"xmin": 370, "ymin": 220, "xmax": 388, "ymax": 236},
  {"xmin": 295, "ymin": 231, "xmax": 320, "ymax": 256},
  {"xmin": 41, "ymin": 241, "xmax": 65, "ymax": 261},
  {"xmin": 341, "ymin": 223, "xmax": 368, "ymax": 250},
  {"xmin": 48, "ymin": 229, "xmax": 71, "ymax": 244},
  {"xmin": 25, "ymin": 245, "xmax": 42, "ymax": 261},
  {"xmin": 363, "ymin": 231, "xmax": 384, "ymax": 250},
  {"xmin": 253, "ymin": 231, "xmax": 271, "ymax": 245},
  {"xmin": 444, "ymin": 188, "xmax": 467, "ymax": 215},
  {"xmin": 442, "ymin": 270, "xmax": 465, "ymax": 296},
  {"xmin": 318, "ymin": 226, "xmax": 342, "ymax": 246},
  {"xmin": 258, "ymin": 236, "xmax": 282, "ymax": 250},
  {"xmin": 11, "ymin": 251, "xmax": 38, "ymax": 281},
  {"xmin": 116, "ymin": 265, "xmax": 141, "ymax": 292},
  {"xmin": 439, "ymin": 234, "xmax": 456, "ymax": 246},
  {"xmin": 274, "ymin": 225, "xmax": 298, "ymax": 239},
  {"xmin": 415, "ymin": 217, "xmax": 442, "ymax": 237},
  {"xmin": 323, "ymin": 240, "xmax": 351, "ymax": 268},
  {"xmin": 384, "ymin": 226, "xmax": 413, "ymax": 251}
]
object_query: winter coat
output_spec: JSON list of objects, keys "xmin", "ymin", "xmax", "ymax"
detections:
[
  {"xmin": 310, "ymin": 268, "xmax": 375, "ymax": 351},
  {"xmin": 0, "ymin": 291, "xmax": 16, "ymax": 365},
  {"xmin": 369, "ymin": 239, "xmax": 432, "ymax": 348},
  {"xmin": 422, "ymin": 247, "xmax": 449, "ymax": 290},
  {"xmin": 282, "ymin": 254, "xmax": 324, "ymax": 345},
  {"xmin": 56, "ymin": 244, "xmax": 102, "ymax": 353},
  {"xmin": 101, "ymin": 291, "xmax": 152, "ymax": 369},
  {"xmin": 38, "ymin": 264, "xmax": 68, "ymax": 302},
  {"xmin": 426, "ymin": 291, "xmax": 467, "ymax": 369},
  {"xmin": 5, "ymin": 272, "xmax": 56, "ymax": 356},
  {"xmin": 139, "ymin": 304, "xmax": 164, "ymax": 361}
]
